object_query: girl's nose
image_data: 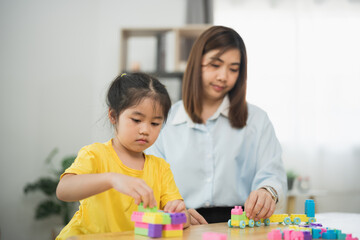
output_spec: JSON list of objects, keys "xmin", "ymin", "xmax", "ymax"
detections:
[{"xmin": 139, "ymin": 123, "xmax": 149, "ymax": 135}]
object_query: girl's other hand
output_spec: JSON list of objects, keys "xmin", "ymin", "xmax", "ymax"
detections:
[
  {"xmin": 164, "ymin": 200, "xmax": 191, "ymax": 228},
  {"xmin": 163, "ymin": 199, "xmax": 186, "ymax": 213},
  {"xmin": 109, "ymin": 173, "xmax": 157, "ymax": 208},
  {"xmin": 244, "ymin": 189, "xmax": 276, "ymax": 221}
]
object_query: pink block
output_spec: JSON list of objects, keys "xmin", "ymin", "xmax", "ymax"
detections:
[
  {"xmin": 268, "ymin": 229, "xmax": 282, "ymax": 240},
  {"xmin": 231, "ymin": 206, "xmax": 243, "ymax": 215},
  {"xmin": 163, "ymin": 224, "xmax": 183, "ymax": 230},
  {"xmin": 131, "ymin": 211, "xmax": 144, "ymax": 222},
  {"xmin": 283, "ymin": 230, "xmax": 293, "ymax": 240},
  {"xmin": 291, "ymin": 231, "xmax": 304, "ymax": 240},
  {"xmin": 320, "ymin": 228, "xmax": 327, "ymax": 235},
  {"xmin": 202, "ymin": 232, "xmax": 227, "ymax": 240},
  {"xmin": 346, "ymin": 234, "xmax": 359, "ymax": 240},
  {"xmin": 135, "ymin": 222, "xmax": 148, "ymax": 228}
]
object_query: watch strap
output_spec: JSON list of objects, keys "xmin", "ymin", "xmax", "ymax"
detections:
[{"xmin": 261, "ymin": 186, "xmax": 278, "ymax": 204}]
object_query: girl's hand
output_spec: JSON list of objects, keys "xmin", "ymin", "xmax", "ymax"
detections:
[
  {"xmin": 163, "ymin": 199, "xmax": 186, "ymax": 213},
  {"xmin": 109, "ymin": 173, "xmax": 157, "ymax": 208},
  {"xmin": 244, "ymin": 188, "xmax": 276, "ymax": 221},
  {"xmin": 164, "ymin": 200, "xmax": 191, "ymax": 228}
]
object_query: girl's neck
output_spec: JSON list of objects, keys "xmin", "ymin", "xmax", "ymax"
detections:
[
  {"xmin": 201, "ymin": 97, "xmax": 224, "ymax": 123},
  {"xmin": 112, "ymin": 138, "xmax": 145, "ymax": 170}
]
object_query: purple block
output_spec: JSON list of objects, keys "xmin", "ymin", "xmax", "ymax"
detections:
[
  {"xmin": 303, "ymin": 231, "xmax": 312, "ymax": 240},
  {"xmin": 148, "ymin": 224, "xmax": 162, "ymax": 238},
  {"xmin": 170, "ymin": 212, "xmax": 187, "ymax": 224},
  {"xmin": 311, "ymin": 223, "xmax": 323, "ymax": 227}
]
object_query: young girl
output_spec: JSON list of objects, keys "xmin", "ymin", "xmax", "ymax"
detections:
[{"xmin": 56, "ymin": 73, "xmax": 189, "ymax": 240}]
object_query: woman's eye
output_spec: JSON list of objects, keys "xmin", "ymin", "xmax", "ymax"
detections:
[
  {"xmin": 131, "ymin": 118, "xmax": 140, "ymax": 123},
  {"xmin": 210, "ymin": 63, "xmax": 220, "ymax": 68},
  {"xmin": 230, "ymin": 68, "xmax": 239, "ymax": 73}
]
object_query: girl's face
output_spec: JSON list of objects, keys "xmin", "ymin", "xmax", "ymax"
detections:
[
  {"xmin": 201, "ymin": 48, "xmax": 241, "ymax": 102},
  {"xmin": 112, "ymin": 98, "xmax": 164, "ymax": 154}
]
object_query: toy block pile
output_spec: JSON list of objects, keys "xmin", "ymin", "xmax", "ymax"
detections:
[
  {"xmin": 131, "ymin": 203, "xmax": 187, "ymax": 238},
  {"xmin": 268, "ymin": 225, "xmax": 359, "ymax": 240}
]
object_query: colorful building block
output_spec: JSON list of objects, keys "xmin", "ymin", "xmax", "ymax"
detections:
[
  {"xmin": 148, "ymin": 224, "xmax": 163, "ymax": 238},
  {"xmin": 231, "ymin": 206, "xmax": 243, "ymax": 215},
  {"xmin": 305, "ymin": 199, "xmax": 315, "ymax": 218},
  {"xmin": 131, "ymin": 203, "xmax": 187, "ymax": 238},
  {"xmin": 268, "ymin": 229, "xmax": 282, "ymax": 240}
]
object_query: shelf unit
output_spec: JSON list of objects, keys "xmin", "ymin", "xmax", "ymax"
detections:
[
  {"xmin": 120, "ymin": 25, "xmax": 211, "ymax": 102},
  {"xmin": 120, "ymin": 25, "xmax": 211, "ymax": 74}
]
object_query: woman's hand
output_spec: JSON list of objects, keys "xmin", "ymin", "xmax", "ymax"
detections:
[
  {"xmin": 187, "ymin": 208, "xmax": 208, "ymax": 225},
  {"xmin": 110, "ymin": 173, "xmax": 157, "ymax": 208},
  {"xmin": 244, "ymin": 188, "xmax": 276, "ymax": 221}
]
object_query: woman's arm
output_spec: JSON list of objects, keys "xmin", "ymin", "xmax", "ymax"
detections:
[{"xmin": 56, "ymin": 173, "xmax": 157, "ymax": 208}]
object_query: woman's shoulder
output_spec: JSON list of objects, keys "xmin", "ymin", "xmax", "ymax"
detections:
[{"xmin": 246, "ymin": 103, "xmax": 271, "ymax": 124}]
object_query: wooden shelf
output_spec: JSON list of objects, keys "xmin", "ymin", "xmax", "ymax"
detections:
[{"xmin": 120, "ymin": 25, "xmax": 211, "ymax": 73}]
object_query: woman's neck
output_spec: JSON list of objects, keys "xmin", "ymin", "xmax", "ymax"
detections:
[{"xmin": 201, "ymin": 97, "xmax": 224, "ymax": 123}]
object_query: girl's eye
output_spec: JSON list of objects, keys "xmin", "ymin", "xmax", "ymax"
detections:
[
  {"xmin": 151, "ymin": 122, "xmax": 160, "ymax": 126},
  {"xmin": 131, "ymin": 118, "xmax": 140, "ymax": 123},
  {"xmin": 230, "ymin": 68, "xmax": 239, "ymax": 73}
]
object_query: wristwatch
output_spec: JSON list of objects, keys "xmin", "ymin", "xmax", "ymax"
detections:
[{"xmin": 261, "ymin": 186, "xmax": 278, "ymax": 204}]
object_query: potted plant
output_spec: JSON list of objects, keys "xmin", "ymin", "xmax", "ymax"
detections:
[
  {"xmin": 286, "ymin": 170, "xmax": 298, "ymax": 191},
  {"xmin": 23, "ymin": 148, "xmax": 77, "ymax": 226}
]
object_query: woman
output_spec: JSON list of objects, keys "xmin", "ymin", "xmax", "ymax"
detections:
[{"xmin": 147, "ymin": 26, "xmax": 287, "ymax": 224}]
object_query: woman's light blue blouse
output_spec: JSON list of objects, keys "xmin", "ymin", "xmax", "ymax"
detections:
[{"xmin": 146, "ymin": 96, "xmax": 287, "ymax": 209}]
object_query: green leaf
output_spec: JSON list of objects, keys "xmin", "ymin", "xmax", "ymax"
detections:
[
  {"xmin": 23, "ymin": 177, "xmax": 58, "ymax": 196},
  {"xmin": 61, "ymin": 156, "xmax": 76, "ymax": 173},
  {"xmin": 35, "ymin": 200, "xmax": 61, "ymax": 219}
]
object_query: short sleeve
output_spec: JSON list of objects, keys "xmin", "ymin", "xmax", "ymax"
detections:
[
  {"xmin": 159, "ymin": 160, "xmax": 183, "ymax": 209},
  {"xmin": 60, "ymin": 147, "xmax": 98, "ymax": 179}
]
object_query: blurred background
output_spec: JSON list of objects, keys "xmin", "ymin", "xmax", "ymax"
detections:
[{"xmin": 1, "ymin": 0, "xmax": 360, "ymax": 239}]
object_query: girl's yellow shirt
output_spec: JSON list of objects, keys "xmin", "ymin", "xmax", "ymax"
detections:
[{"xmin": 56, "ymin": 140, "xmax": 183, "ymax": 240}]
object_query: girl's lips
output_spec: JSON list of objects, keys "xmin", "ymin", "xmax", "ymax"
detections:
[{"xmin": 136, "ymin": 139, "xmax": 148, "ymax": 144}]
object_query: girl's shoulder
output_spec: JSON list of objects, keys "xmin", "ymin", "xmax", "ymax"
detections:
[
  {"xmin": 144, "ymin": 154, "xmax": 169, "ymax": 168},
  {"xmin": 77, "ymin": 140, "xmax": 112, "ymax": 156}
]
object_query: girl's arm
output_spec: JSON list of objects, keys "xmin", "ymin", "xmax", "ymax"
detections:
[{"xmin": 56, "ymin": 173, "xmax": 157, "ymax": 208}]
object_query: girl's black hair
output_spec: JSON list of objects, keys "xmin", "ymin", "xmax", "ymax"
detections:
[{"xmin": 106, "ymin": 72, "xmax": 171, "ymax": 122}]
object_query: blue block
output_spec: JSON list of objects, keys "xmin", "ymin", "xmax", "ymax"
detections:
[
  {"xmin": 312, "ymin": 228, "xmax": 321, "ymax": 239},
  {"xmin": 305, "ymin": 199, "xmax": 315, "ymax": 217},
  {"xmin": 323, "ymin": 230, "xmax": 336, "ymax": 239}
]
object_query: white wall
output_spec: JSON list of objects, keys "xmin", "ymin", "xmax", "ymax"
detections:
[
  {"xmin": 0, "ymin": 1, "xmax": 186, "ymax": 239},
  {"xmin": 214, "ymin": 0, "xmax": 360, "ymax": 213}
]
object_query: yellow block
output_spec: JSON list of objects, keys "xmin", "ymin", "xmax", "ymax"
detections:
[
  {"xmin": 162, "ymin": 230, "xmax": 183, "ymax": 237},
  {"xmin": 290, "ymin": 214, "xmax": 308, "ymax": 223},
  {"xmin": 143, "ymin": 212, "xmax": 164, "ymax": 224},
  {"xmin": 231, "ymin": 220, "xmax": 240, "ymax": 227},
  {"xmin": 269, "ymin": 214, "xmax": 288, "ymax": 223}
]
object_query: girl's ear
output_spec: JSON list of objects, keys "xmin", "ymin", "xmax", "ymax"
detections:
[{"xmin": 108, "ymin": 109, "xmax": 117, "ymax": 125}]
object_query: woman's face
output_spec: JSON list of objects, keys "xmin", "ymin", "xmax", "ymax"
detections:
[{"xmin": 201, "ymin": 48, "xmax": 241, "ymax": 102}]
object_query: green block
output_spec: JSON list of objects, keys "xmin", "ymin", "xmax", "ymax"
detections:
[
  {"xmin": 135, "ymin": 227, "xmax": 148, "ymax": 236},
  {"xmin": 162, "ymin": 213, "xmax": 171, "ymax": 224},
  {"xmin": 138, "ymin": 203, "xmax": 158, "ymax": 212},
  {"xmin": 231, "ymin": 215, "xmax": 241, "ymax": 221}
]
